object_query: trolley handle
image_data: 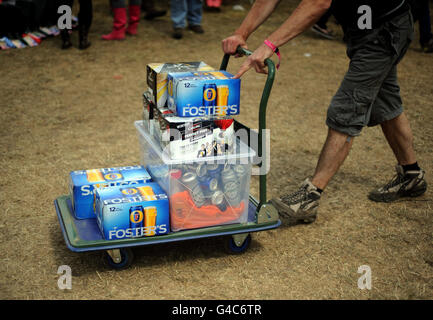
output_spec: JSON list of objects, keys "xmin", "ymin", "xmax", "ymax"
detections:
[{"xmin": 219, "ymin": 46, "xmax": 276, "ymax": 209}]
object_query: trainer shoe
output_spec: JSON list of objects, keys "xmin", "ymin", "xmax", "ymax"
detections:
[
  {"xmin": 271, "ymin": 179, "xmax": 321, "ymax": 224},
  {"xmin": 368, "ymin": 165, "xmax": 427, "ymax": 203}
]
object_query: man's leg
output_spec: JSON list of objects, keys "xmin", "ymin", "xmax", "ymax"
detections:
[
  {"xmin": 368, "ymin": 112, "xmax": 427, "ymax": 202},
  {"xmin": 170, "ymin": 0, "xmax": 187, "ymax": 39},
  {"xmin": 101, "ymin": 0, "xmax": 127, "ymax": 40},
  {"xmin": 381, "ymin": 112, "xmax": 416, "ymax": 165},
  {"xmin": 142, "ymin": 0, "xmax": 167, "ymax": 20},
  {"xmin": 311, "ymin": 128, "xmax": 354, "ymax": 190},
  {"xmin": 78, "ymin": 0, "xmax": 92, "ymax": 49},
  {"xmin": 417, "ymin": 0, "xmax": 433, "ymax": 52},
  {"xmin": 311, "ymin": 6, "xmax": 335, "ymax": 40},
  {"xmin": 186, "ymin": 0, "xmax": 204, "ymax": 33}
]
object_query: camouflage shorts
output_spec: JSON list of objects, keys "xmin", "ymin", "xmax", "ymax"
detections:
[{"xmin": 326, "ymin": 10, "xmax": 414, "ymax": 136}]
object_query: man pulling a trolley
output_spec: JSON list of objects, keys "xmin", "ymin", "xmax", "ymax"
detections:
[{"xmin": 222, "ymin": 0, "xmax": 427, "ymax": 223}]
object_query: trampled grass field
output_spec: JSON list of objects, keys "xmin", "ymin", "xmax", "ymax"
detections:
[{"xmin": 0, "ymin": 0, "xmax": 432, "ymax": 299}]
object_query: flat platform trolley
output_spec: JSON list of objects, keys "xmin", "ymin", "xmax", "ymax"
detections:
[{"xmin": 54, "ymin": 47, "xmax": 281, "ymax": 269}]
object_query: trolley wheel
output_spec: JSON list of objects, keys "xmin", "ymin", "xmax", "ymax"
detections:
[
  {"xmin": 104, "ymin": 248, "xmax": 134, "ymax": 270},
  {"xmin": 224, "ymin": 233, "xmax": 251, "ymax": 254}
]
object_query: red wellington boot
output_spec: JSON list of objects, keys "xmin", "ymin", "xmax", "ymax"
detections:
[
  {"xmin": 126, "ymin": 5, "xmax": 141, "ymax": 35},
  {"xmin": 101, "ymin": 7, "xmax": 127, "ymax": 40}
]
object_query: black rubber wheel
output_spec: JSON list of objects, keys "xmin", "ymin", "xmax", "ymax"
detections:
[
  {"xmin": 104, "ymin": 248, "xmax": 134, "ymax": 270},
  {"xmin": 224, "ymin": 234, "xmax": 251, "ymax": 254}
]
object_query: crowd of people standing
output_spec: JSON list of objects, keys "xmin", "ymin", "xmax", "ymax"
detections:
[{"xmin": 0, "ymin": 0, "xmax": 431, "ymax": 53}]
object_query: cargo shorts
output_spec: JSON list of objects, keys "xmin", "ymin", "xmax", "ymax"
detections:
[{"xmin": 326, "ymin": 10, "xmax": 414, "ymax": 136}]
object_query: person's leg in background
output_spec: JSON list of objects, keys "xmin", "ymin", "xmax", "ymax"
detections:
[
  {"xmin": 31, "ymin": 0, "xmax": 48, "ymax": 30},
  {"xmin": 142, "ymin": 0, "xmax": 166, "ymax": 20},
  {"xmin": 311, "ymin": 6, "xmax": 335, "ymax": 40},
  {"xmin": 126, "ymin": 0, "xmax": 141, "ymax": 35},
  {"xmin": 102, "ymin": 0, "xmax": 127, "ymax": 40},
  {"xmin": 77, "ymin": 0, "xmax": 92, "ymax": 49},
  {"xmin": 40, "ymin": 0, "xmax": 58, "ymax": 27},
  {"xmin": 187, "ymin": 0, "xmax": 204, "ymax": 33},
  {"xmin": 170, "ymin": 0, "xmax": 187, "ymax": 39},
  {"xmin": 0, "ymin": 2, "xmax": 26, "ymax": 40},
  {"xmin": 417, "ymin": 0, "xmax": 433, "ymax": 52},
  {"xmin": 58, "ymin": 0, "xmax": 74, "ymax": 49}
]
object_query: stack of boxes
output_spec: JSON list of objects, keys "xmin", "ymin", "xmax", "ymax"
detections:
[
  {"xmin": 140, "ymin": 62, "xmax": 253, "ymax": 232},
  {"xmin": 69, "ymin": 165, "xmax": 170, "ymax": 240},
  {"xmin": 67, "ymin": 61, "xmax": 254, "ymax": 241},
  {"xmin": 143, "ymin": 62, "xmax": 240, "ymax": 160}
]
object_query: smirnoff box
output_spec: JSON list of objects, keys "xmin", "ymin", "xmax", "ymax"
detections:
[{"xmin": 142, "ymin": 92, "xmax": 235, "ymax": 160}]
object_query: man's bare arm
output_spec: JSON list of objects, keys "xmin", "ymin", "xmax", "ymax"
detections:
[
  {"xmin": 234, "ymin": 0, "xmax": 332, "ymax": 78},
  {"xmin": 222, "ymin": 0, "xmax": 280, "ymax": 54},
  {"xmin": 267, "ymin": 0, "xmax": 331, "ymax": 47}
]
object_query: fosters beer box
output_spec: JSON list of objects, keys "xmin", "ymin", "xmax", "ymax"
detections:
[
  {"xmin": 147, "ymin": 62, "xmax": 214, "ymax": 108},
  {"xmin": 69, "ymin": 165, "xmax": 152, "ymax": 219},
  {"xmin": 167, "ymin": 71, "xmax": 241, "ymax": 117},
  {"xmin": 94, "ymin": 182, "xmax": 169, "ymax": 240}
]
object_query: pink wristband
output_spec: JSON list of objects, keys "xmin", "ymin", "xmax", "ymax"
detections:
[{"xmin": 264, "ymin": 39, "xmax": 280, "ymax": 69}]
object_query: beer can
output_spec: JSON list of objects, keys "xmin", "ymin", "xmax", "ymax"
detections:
[
  {"xmin": 191, "ymin": 184, "xmax": 207, "ymax": 207},
  {"xmin": 211, "ymin": 190, "xmax": 227, "ymax": 211},
  {"xmin": 225, "ymin": 189, "xmax": 241, "ymax": 207},
  {"xmin": 233, "ymin": 164, "xmax": 248, "ymax": 196},
  {"xmin": 199, "ymin": 175, "xmax": 219, "ymax": 192},
  {"xmin": 196, "ymin": 163, "xmax": 207, "ymax": 180},
  {"xmin": 221, "ymin": 166, "xmax": 241, "ymax": 207},
  {"xmin": 181, "ymin": 171, "xmax": 199, "ymax": 190},
  {"xmin": 233, "ymin": 164, "xmax": 247, "ymax": 177},
  {"xmin": 221, "ymin": 166, "xmax": 238, "ymax": 186},
  {"xmin": 223, "ymin": 180, "xmax": 238, "ymax": 192},
  {"xmin": 203, "ymin": 84, "xmax": 217, "ymax": 107},
  {"xmin": 206, "ymin": 163, "xmax": 222, "ymax": 178},
  {"xmin": 129, "ymin": 206, "xmax": 144, "ymax": 231}
]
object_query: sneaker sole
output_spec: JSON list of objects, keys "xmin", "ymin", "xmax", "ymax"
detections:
[
  {"xmin": 270, "ymin": 199, "xmax": 317, "ymax": 224},
  {"xmin": 311, "ymin": 26, "xmax": 335, "ymax": 40}
]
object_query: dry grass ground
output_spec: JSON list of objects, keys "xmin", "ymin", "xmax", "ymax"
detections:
[{"xmin": 0, "ymin": 0, "xmax": 432, "ymax": 300}]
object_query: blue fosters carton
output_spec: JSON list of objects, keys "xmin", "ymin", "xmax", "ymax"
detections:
[
  {"xmin": 69, "ymin": 165, "xmax": 152, "ymax": 220},
  {"xmin": 94, "ymin": 182, "xmax": 170, "ymax": 240},
  {"xmin": 167, "ymin": 71, "xmax": 241, "ymax": 117}
]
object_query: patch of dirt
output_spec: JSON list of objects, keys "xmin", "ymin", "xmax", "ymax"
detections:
[{"xmin": 0, "ymin": 0, "xmax": 432, "ymax": 300}]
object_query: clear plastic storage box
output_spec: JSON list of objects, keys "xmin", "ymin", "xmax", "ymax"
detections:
[{"xmin": 135, "ymin": 120, "xmax": 255, "ymax": 232}]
